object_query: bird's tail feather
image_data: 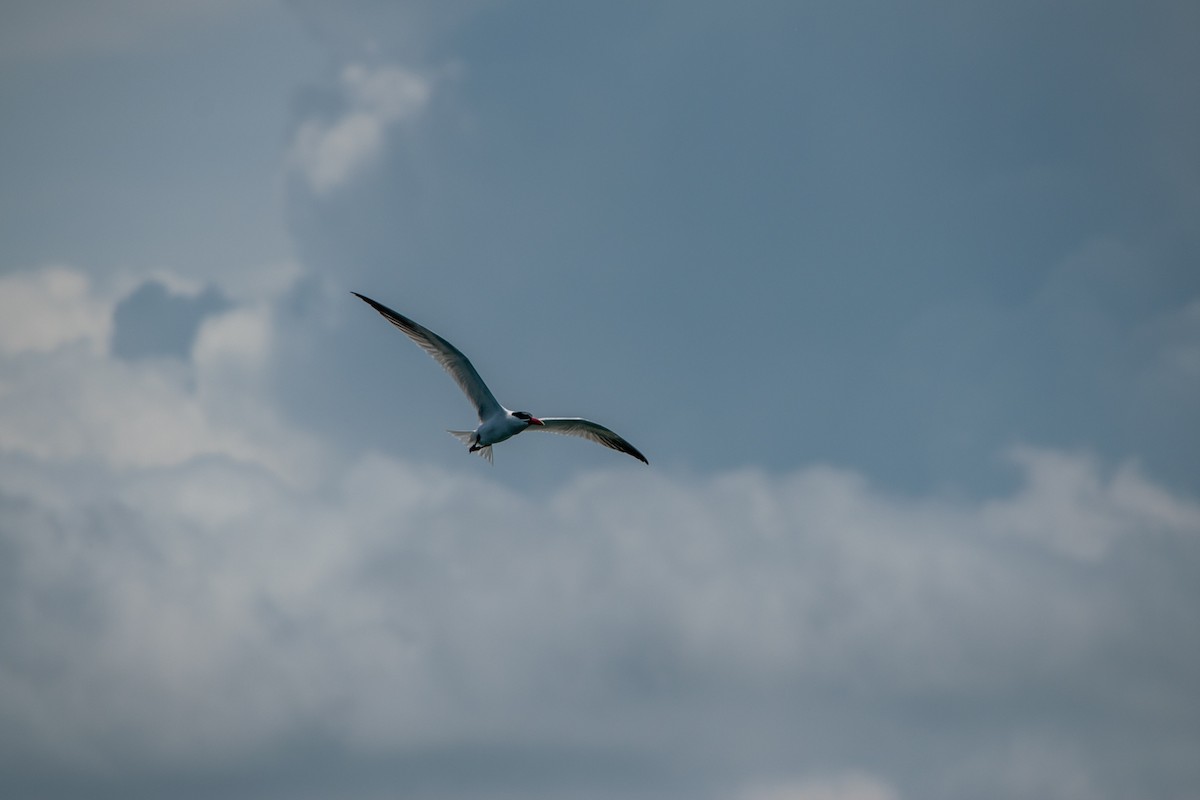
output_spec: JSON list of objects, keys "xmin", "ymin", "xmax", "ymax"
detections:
[
  {"xmin": 447, "ymin": 430, "xmax": 474, "ymax": 446},
  {"xmin": 447, "ymin": 430, "xmax": 493, "ymax": 464}
]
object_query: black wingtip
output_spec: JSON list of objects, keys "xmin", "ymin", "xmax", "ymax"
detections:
[
  {"xmin": 352, "ymin": 292, "xmax": 393, "ymax": 318},
  {"xmin": 625, "ymin": 438, "xmax": 649, "ymax": 464},
  {"xmin": 620, "ymin": 442, "xmax": 649, "ymax": 465}
]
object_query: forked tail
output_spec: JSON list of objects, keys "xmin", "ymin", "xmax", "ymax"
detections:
[{"xmin": 447, "ymin": 430, "xmax": 493, "ymax": 464}]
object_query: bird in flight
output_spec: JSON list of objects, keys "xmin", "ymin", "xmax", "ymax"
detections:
[{"xmin": 353, "ymin": 292, "xmax": 648, "ymax": 465}]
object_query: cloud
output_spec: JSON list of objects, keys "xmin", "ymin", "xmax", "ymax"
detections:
[
  {"xmin": 2, "ymin": 265, "xmax": 1199, "ymax": 797},
  {"xmin": 1, "ymin": 261, "xmax": 1199, "ymax": 798},
  {"xmin": 0, "ymin": 267, "xmax": 112, "ymax": 356},
  {"xmin": 0, "ymin": 266, "xmax": 316, "ymax": 481},
  {"xmin": 981, "ymin": 445, "xmax": 1200, "ymax": 560},
  {"xmin": 2, "ymin": 445, "xmax": 1199, "ymax": 796},
  {"xmin": 288, "ymin": 63, "xmax": 432, "ymax": 194}
]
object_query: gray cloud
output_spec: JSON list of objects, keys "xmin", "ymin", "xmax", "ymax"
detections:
[{"xmin": 1, "ymin": 433, "xmax": 1197, "ymax": 798}]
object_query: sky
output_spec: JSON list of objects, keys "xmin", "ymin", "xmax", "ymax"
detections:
[{"xmin": 1, "ymin": 1, "xmax": 1198, "ymax": 798}]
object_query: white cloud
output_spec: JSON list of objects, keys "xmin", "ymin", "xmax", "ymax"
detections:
[
  {"xmin": 194, "ymin": 304, "xmax": 274, "ymax": 368},
  {"xmin": 341, "ymin": 63, "xmax": 431, "ymax": 121},
  {"xmin": 2, "ymin": 434, "xmax": 1198, "ymax": 795},
  {"xmin": 0, "ymin": 267, "xmax": 112, "ymax": 356},
  {"xmin": 982, "ymin": 445, "xmax": 1200, "ymax": 560},
  {"xmin": 0, "ymin": 266, "xmax": 317, "ymax": 482},
  {"xmin": 289, "ymin": 63, "xmax": 432, "ymax": 194},
  {"xmin": 2, "ymin": 266, "xmax": 1199, "ymax": 798}
]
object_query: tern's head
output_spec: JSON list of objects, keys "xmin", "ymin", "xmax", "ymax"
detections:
[{"xmin": 513, "ymin": 411, "xmax": 544, "ymax": 426}]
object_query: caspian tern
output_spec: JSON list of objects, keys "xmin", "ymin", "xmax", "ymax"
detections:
[{"xmin": 353, "ymin": 292, "xmax": 648, "ymax": 465}]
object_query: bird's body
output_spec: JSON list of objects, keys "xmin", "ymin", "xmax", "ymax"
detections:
[
  {"xmin": 353, "ymin": 292, "xmax": 647, "ymax": 465},
  {"xmin": 476, "ymin": 413, "xmax": 530, "ymax": 448}
]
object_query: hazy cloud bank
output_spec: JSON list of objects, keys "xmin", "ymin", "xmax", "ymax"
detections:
[{"xmin": 1, "ymin": 266, "xmax": 1197, "ymax": 797}]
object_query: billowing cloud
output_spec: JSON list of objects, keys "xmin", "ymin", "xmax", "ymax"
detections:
[
  {"xmin": 2, "ymin": 262, "xmax": 1199, "ymax": 798},
  {"xmin": 2, "ymin": 259, "xmax": 1199, "ymax": 798},
  {"xmin": 0, "ymin": 267, "xmax": 111, "ymax": 356},
  {"xmin": 982, "ymin": 445, "xmax": 1200, "ymax": 560},
  {"xmin": 0, "ymin": 266, "xmax": 317, "ymax": 481},
  {"xmin": 2, "ymin": 442, "xmax": 1198, "ymax": 798},
  {"xmin": 288, "ymin": 63, "xmax": 432, "ymax": 194}
]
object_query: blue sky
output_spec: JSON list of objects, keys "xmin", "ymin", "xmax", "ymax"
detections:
[{"xmin": 1, "ymin": 2, "xmax": 1198, "ymax": 799}]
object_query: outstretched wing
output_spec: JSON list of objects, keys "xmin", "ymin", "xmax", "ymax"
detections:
[
  {"xmin": 353, "ymin": 292, "xmax": 503, "ymax": 422},
  {"xmin": 531, "ymin": 417, "xmax": 648, "ymax": 464}
]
